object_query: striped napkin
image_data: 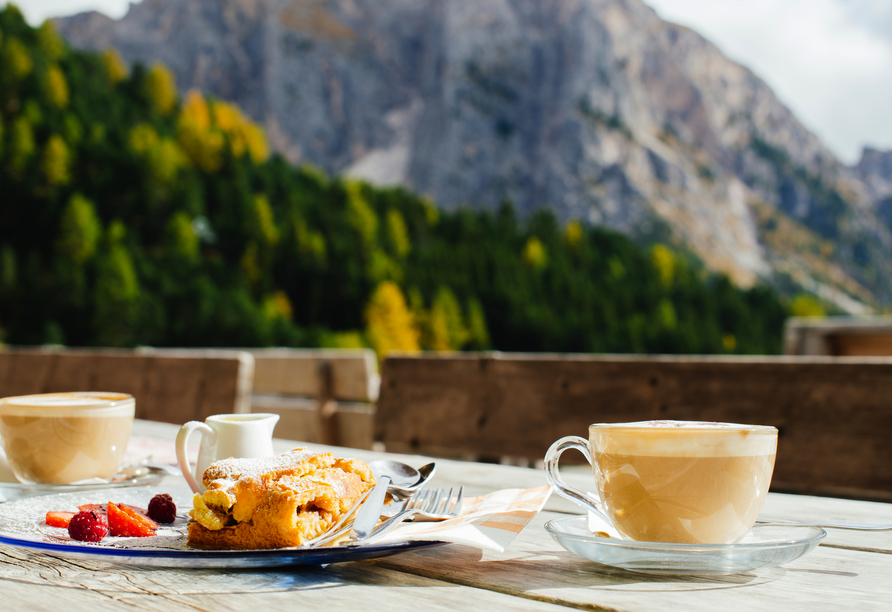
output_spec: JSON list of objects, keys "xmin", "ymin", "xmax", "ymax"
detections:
[{"xmin": 372, "ymin": 485, "xmax": 552, "ymax": 552}]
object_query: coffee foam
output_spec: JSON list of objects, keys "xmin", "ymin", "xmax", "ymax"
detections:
[
  {"xmin": 589, "ymin": 420, "xmax": 777, "ymax": 457},
  {"xmin": 0, "ymin": 393, "xmax": 134, "ymax": 417}
]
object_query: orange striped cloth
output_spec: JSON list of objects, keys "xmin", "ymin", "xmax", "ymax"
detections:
[{"xmin": 373, "ymin": 486, "xmax": 552, "ymax": 552}]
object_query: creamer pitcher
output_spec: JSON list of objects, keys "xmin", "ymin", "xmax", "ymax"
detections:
[{"xmin": 176, "ymin": 413, "xmax": 279, "ymax": 493}]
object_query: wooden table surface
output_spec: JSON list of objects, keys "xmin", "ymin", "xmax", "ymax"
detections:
[{"xmin": 2, "ymin": 419, "xmax": 889, "ymax": 611}]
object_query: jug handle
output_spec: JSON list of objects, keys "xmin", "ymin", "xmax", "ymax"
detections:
[{"xmin": 176, "ymin": 421, "xmax": 216, "ymax": 494}]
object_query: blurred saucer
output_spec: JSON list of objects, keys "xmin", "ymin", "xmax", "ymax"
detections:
[{"xmin": 0, "ymin": 465, "xmax": 177, "ymax": 503}]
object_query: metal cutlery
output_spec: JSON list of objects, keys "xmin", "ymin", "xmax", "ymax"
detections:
[
  {"xmin": 353, "ymin": 486, "xmax": 464, "ymax": 544},
  {"xmin": 302, "ymin": 488, "xmax": 373, "ymax": 548},
  {"xmin": 367, "ymin": 460, "xmax": 437, "ymax": 498},
  {"xmin": 351, "ymin": 475, "xmax": 392, "ymax": 539}
]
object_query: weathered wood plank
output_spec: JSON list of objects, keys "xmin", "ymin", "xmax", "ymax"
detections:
[
  {"xmin": 785, "ymin": 316, "xmax": 892, "ymax": 356},
  {"xmin": 376, "ymin": 354, "xmax": 892, "ymax": 499},
  {"xmin": 0, "ymin": 348, "xmax": 253, "ymax": 423},
  {"xmin": 0, "ymin": 542, "xmax": 572, "ymax": 612},
  {"xmin": 369, "ymin": 509, "xmax": 892, "ymax": 612},
  {"xmin": 254, "ymin": 395, "xmax": 375, "ymax": 449},
  {"xmin": 247, "ymin": 348, "xmax": 379, "ymax": 402}
]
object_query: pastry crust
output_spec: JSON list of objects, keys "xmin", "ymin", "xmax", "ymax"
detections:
[{"xmin": 187, "ymin": 449, "xmax": 375, "ymax": 549}]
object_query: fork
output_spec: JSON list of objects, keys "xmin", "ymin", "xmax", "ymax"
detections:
[
  {"xmin": 302, "ymin": 488, "xmax": 373, "ymax": 548},
  {"xmin": 353, "ymin": 486, "xmax": 464, "ymax": 544}
]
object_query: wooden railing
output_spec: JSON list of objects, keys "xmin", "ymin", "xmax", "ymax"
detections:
[
  {"xmin": 247, "ymin": 348, "xmax": 378, "ymax": 449},
  {"xmin": 785, "ymin": 316, "xmax": 892, "ymax": 356},
  {"xmin": 376, "ymin": 353, "xmax": 892, "ymax": 501},
  {"xmin": 0, "ymin": 346, "xmax": 254, "ymax": 422}
]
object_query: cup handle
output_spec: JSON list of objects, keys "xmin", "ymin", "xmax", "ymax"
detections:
[
  {"xmin": 176, "ymin": 421, "xmax": 216, "ymax": 494},
  {"xmin": 544, "ymin": 436, "xmax": 613, "ymax": 526}
]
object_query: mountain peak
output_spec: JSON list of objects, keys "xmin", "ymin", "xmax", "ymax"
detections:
[{"xmin": 54, "ymin": 0, "xmax": 892, "ymax": 309}]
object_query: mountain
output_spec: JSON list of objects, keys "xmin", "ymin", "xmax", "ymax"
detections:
[{"xmin": 54, "ymin": 0, "xmax": 892, "ymax": 311}]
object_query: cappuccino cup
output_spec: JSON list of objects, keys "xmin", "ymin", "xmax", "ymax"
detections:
[
  {"xmin": 545, "ymin": 421, "xmax": 777, "ymax": 544},
  {"xmin": 0, "ymin": 392, "xmax": 135, "ymax": 484}
]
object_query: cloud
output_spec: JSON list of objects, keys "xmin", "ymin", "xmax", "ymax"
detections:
[
  {"xmin": 6, "ymin": 0, "xmax": 133, "ymax": 25},
  {"xmin": 645, "ymin": 0, "xmax": 892, "ymax": 164}
]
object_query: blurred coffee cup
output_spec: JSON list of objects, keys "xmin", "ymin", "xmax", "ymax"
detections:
[{"xmin": 0, "ymin": 392, "xmax": 135, "ymax": 484}]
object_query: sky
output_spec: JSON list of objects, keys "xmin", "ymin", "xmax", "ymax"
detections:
[{"xmin": 9, "ymin": 0, "xmax": 892, "ymax": 165}]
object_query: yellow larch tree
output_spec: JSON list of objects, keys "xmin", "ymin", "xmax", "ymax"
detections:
[
  {"xmin": 364, "ymin": 281, "xmax": 420, "ymax": 358},
  {"xmin": 42, "ymin": 134, "xmax": 71, "ymax": 186},
  {"xmin": 101, "ymin": 48, "xmax": 128, "ymax": 84},
  {"xmin": 177, "ymin": 90, "xmax": 224, "ymax": 172},
  {"xmin": 45, "ymin": 64, "xmax": 69, "ymax": 108},
  {"xmin": 57, "ymin": 194, "xmax": 101, "ymax": 263},
  {"xmin": 36, "ymin": 21, "xmax": 65, "ymax": 60},
  {"xmin": 146, "ymin": 62, "xmax": 177, "ymax": 115}
]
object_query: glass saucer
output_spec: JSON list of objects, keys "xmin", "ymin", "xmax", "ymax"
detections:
[
  {"xmin": 545, "ymin": 515, "xmax": 826, "ymax": 575},
  {"xmin": 0, "ymin": 465, "xmax": 173, "ymax": 503}
]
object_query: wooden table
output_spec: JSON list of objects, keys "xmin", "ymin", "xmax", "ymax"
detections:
[{"xmin": 2, "ymin": 420, "xmax": 889, "ymax": 611}]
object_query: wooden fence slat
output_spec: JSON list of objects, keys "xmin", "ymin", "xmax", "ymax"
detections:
[
  {"xmin": 376, "ymin": 354, "xmax": 892, "ymax": 500},
  {"xmin": 0, "ymin": 348, "xmax": 253, "ymax": 424}
]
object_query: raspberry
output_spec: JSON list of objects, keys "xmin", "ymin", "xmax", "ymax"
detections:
[
  {"xmin": 67, "ymin": 510, "xmax": 109, "ymax": 542},
  {"xmin": 147, "ymin": 493, "xmax": 177, "ymax": 524}
]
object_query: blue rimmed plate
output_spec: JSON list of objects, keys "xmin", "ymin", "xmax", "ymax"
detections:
[
  {"xmin": 545, "ymin": 515, "xmax": 826, "ymax": 575},
  {"xmin": 0, "ymin": 486, "xmax": 445, "ymax": 568}
]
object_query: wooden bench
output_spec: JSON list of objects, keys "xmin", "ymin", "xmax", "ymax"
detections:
[
  {"xmin": 376, "ymin": 353, "xmax": 892, "ymax": 501},
  {"xmin": 785, "ymin": 316, "xmax": 892, "ymax": 356},
  {"xmin": 246, "ymin": 348, "xmax": 379, "ymax": 449},
  {"xmin": 0, "ymin": 346, "xmax": 254, "ymax": 423}
]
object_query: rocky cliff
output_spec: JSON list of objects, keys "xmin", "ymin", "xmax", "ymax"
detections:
[{"xmin": 55, "ymin": 0, "xmax": 892, "ymax": 310}]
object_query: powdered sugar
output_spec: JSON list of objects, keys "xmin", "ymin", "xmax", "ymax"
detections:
[{"xmin": 203, "ymin": 449, "xmax": 325, "ymax": 490}]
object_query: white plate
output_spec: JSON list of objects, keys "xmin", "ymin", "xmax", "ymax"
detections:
[
  {"xmin": 0, "ymin": 486, "xmax": 443, "ymax": 568},
  {"xmin": 545, "ymin": 515, "xmax": 826, "ymax": 575}
]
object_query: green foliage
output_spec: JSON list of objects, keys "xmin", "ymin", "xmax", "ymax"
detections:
[
  {"xmin": 0, "ymin": 7, "xmax": 788, "ymax": 354},
  {"xmin": 164, "ymin": 211, "xmax": 199, "ymax": 261}
]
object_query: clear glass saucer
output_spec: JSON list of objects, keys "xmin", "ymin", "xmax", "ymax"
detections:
[
  {"xmin": 545, "ymin": 515, "xmax": 826, "ymax": 575},
  {"xmin": 0, "ymin": 466, "xmax": 173, "ymax": 503}
]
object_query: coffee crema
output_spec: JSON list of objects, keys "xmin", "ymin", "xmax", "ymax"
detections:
[
  {"xmin": 590, "ymin": 421, "xmax": 777, "ymax": 544},
  {"xmin": 0, "ymin": 392, "xmax": 134, "ymax": 485}
]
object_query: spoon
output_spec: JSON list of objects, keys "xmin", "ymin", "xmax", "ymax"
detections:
[{"xmin": 368, "ymin": 460, "xmax": 437, "ymax": 496}]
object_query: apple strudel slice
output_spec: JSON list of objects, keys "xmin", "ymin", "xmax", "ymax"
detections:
[{"xmin": 187, "ymin": 449, "xmax": 376, "ymax": 549}]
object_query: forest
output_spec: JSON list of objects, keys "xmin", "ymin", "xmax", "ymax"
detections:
[{"xmin": 0, "ymin": 6, "xmax": 790, "ymax": 357}]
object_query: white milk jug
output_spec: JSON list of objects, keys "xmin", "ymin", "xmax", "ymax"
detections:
[{"xmin": 176, "ymin": 413, "xmax": 280, "ymax": 493}]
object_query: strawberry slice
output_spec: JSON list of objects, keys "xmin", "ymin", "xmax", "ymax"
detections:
[
  {"xmin": 78, "ymin": 503, "xmax": 106, "ymax": 513},
  {"xmin": 45, "ymin": 511, "xmax": 76, "ymax": 528},
  {"xmin": 107, "ymin": 501, "xmax": 156, "ymax": 537},
  {"xmin": 121, "ymin": 504, "xmax": 158, "ymax": 529}
]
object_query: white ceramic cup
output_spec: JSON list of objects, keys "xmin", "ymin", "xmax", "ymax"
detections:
[
  {"xmin": 545, "ymin": 420, "xmax": 778, "ymax": 544},
  {"xmin": 176, "ymin": 413, "xmax": 280, "ymax": 493}
]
